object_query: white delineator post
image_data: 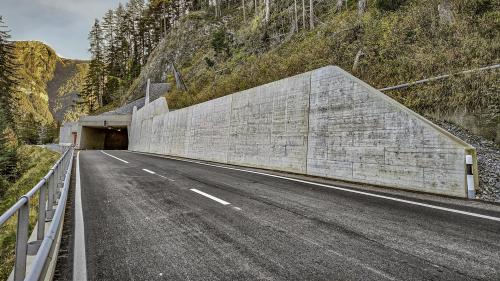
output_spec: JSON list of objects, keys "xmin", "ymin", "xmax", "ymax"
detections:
[{"xmin": 466, "ymin": 155, "xmax": 475, "ymax": 199}]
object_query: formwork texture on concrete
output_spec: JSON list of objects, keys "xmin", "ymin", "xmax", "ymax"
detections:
[{"xmin": 129, "ymin": 66, "xmax": 475, "ymax": 198}]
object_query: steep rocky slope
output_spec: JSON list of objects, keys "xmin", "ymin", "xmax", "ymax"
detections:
[
  {"xmin": 47, "ymin": 59, "xmax": 89, "ymax": 121},
  {"xmin": 124, "ymin": 0, "xmax": 499, "ymax": 144},
  {"xmin": 13, "ymin": 41, "xmax": 88, "ymax": 131}
]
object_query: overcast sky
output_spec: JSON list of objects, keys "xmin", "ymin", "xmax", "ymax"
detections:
[{"xmin": 0, "ymin": 0, "xmax": 124, "ymax": 59}]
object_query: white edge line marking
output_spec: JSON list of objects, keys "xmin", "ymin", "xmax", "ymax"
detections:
[
  {"xmin": 101, "ymin": 150, "xmax": 129, "ymax": 163},
  {"xmin": 129, "ymin": 152, "xmax": 500, "ymax": 222},
  {"xmin": 74, "ymin": 151, "xmax": 88, "ymax": 281},
  {"xmin": 190, "ymin": 189, "xmax": 231, "ymax": 205},
  {"xmin": 142, "ymin": 168, "xmax": 155, "ymax": 174}
]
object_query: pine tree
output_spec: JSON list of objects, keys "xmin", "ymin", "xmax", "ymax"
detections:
[
  {"xmin": 0, "ymin": 16, "xmax": 17, "ymax": 125},
  {"xmin": 84, "ymin": 19, "xmax": 106, "ymax": 109},
  {"xmin": 0, "ymin": 15, "xmax": 18, "ymax": 185},
  {"xmin": 102, "ymin": 9, "xmax": 119, "ymax": 76}
]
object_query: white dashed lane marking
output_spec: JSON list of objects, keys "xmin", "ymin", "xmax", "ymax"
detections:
[
  {"xmin": 142, "ymin": 168, "xmax": 175, "ymax": 181},
  {"xmin": 101, "ymin": 150, "xmax": 129, "ymax": 164},
  {"xmin": 190, "ymin": 189, "xmax": 231, "ymax": 205}
]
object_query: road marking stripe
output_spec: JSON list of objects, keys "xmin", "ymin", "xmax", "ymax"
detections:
[
  {"xmin": 74, "ymin": 151, "xmax": 87, "ymax": 281},
  {"xmin": 157, "ymin": 174, "xmax": 176, "ymax": 182},
  {"xmin": 143, "ymin": 168, "xmax": 155, "ymax": 174},
  {"xmin": 190, "ymin": 189, "xmax": 231, "ymax": 205},
  {"xmin": 142, "ymin": 168, "xmax": 176, "ymax": 181},
  {"xmin": 130, "ymin": 152, "xmax": 500, "ymax": 222},
  {"xmin": 100, "ymin": 150, "xmax": 129, "ymax": 163}
]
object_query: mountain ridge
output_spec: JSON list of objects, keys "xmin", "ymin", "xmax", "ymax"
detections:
[{"xmin": 13, "ymin": 41, "xmax": 88, "ymax": 127}]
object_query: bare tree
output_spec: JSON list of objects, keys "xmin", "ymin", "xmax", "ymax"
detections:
[
  {"xmin": 352, "ymin": 49, "xmax": 364, "ymax": 73},
  {"xmin": 162, "ymin": 2, "xmax": 167, "ymax": 38},
  {"xmin": 302, "ymin": 0, "xmax": 306, "ymax": 30},
  {"xmin": 336, "ymin": 0, "xmax": 344, "ymax": 12},
  {"xmin": 358, "ymin": 0, "xmax": 367, "ymax": 16},
  {"xmin": 213, "ymin": 0, "xmax": 221, "ymax": 17},
  {"xmin": 294, "ymin": 0, "xmax": 298, "ymax": 32},
  {"xmin": 242, "ymin": 0, "xmax": 246, "ymax": 22},
  {"xmin": 438, "ymin": 0, "xmax": 455, "ymax": 25},
  {"xmin": 265, "ymin": 0, "xmax": 270, "ymax": 22},
  {"xmin": 309, "ymin": 0, "xmax": 314, "ymax": 29}
]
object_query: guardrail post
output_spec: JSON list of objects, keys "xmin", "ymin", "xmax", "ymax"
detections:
[
  {"xmin": 37, "ymin": 181, "xmax": 47, "ymax": 240},
  {"xmin": 46, "ymin": 171, "xmax": 55, "ymax": 221},
  {"xmin": 57, "ymin": 162, "xmax": 62, "ymax": 201},
  {"xmin": 27, "ymin": 182, "xmax": 47, "ymax": 255},
  {"xmin": 14, "ymin": 198, "xmax": 30, "ymax": 281}
]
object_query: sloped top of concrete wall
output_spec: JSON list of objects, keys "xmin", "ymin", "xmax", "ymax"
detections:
[
  {"xmin": 322, "ymin": 66, "xmax": 473, "ymax": 149},
  {"xmin": 135, "ymin": 97, "xmax": 169, "ymax": 119},
  {"xmin": 102, "ymin": 83, "xmax": 171, "ymax": 116}
]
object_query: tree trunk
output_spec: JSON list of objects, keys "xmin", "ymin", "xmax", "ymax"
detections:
[
  {"xmin": 336, "ymin": 0, "xmax": 343, "ymax": 12},
  {"xmin": 302, "ymin": 0, "xmax": 306, "ymax": 30},
  {"xmin": 352, "ymin": 49, "xmax": 364, "ymax": 74},
  {"xmin": 309, "ymin": 0, "xmax": 314, "ymax": 29},
  {"xmin": 294, "ymin": 0, "xmax": 298, "ymax": 32},
  {"xmin": 162, "ymin": 2, "xmax": 167, "ymax": 38},
  {"xmin": 242, "ymin": 0, "xmax": 246, "ymax": 22},
  {"xmin": 265, "ymin": 0, "xmax": 270, "ymax": 22},
  {"xmin": 438, "ymin": 0, "xmax": 455, "ymax": 25},
  {"xmin": 358, "ymin": 0, "xmax": 366, "ymax": 16}
]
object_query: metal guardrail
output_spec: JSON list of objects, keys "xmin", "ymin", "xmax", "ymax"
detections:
[
  {"xmin": 0, "ymin": 145, "xmax": 74, "ymax": 281},
  {"xmin": 379, "ymin": 64, "xmax": 500, "ymax": 92}
]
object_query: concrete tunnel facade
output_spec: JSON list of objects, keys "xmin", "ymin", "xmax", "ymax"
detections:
[
  {"xmin": 59, "ymin": 82, "xmax": 170, "ymax": 150},
  {"xmin": 76, "ymin": 115, "xmax": 132, "ymax": 150}
]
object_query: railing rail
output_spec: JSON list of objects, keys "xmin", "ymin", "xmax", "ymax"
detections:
[
  {"xmin": 0, "ymin": 145, "xmax": 74, "ymax": 281},
  {"xmin": 378, "ymin": 64, "xmax": 500, "ymax": 92}
]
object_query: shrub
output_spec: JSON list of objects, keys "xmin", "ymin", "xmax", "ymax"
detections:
[
  {"xmin": 211, "ymin": 29, "xmax": 230, "ymax": 56},
  {"xmin": 375, "ymin": 0, "xmax": 407, "ymax": 11}
]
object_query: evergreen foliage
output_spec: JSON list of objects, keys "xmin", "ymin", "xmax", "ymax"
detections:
[
  {"xmin": 0, "ymin": 15, "xmax": 18, "ymax": 190},
  {"xmin": 82, "ymin": 0, "xmax": 196, "ymax": 111}
]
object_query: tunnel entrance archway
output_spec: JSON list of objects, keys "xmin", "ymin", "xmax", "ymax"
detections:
[
  {"xmin": 80, "ymin": 126, "xmax": 129, "ymax": 150},
  {"xmin": 104, "ymin": 128, "xmax": 128, "ymax": 149}
]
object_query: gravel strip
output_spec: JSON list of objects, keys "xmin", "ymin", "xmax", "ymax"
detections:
[{"xmin": 434, "ymin": 120, "xmax": 500, "ymax": 203}]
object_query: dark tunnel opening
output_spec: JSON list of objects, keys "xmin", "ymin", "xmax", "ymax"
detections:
[
  {"xmin": 80, "ymin": 126, "xmax": 129, "ymax": 150},
  {"xmin": 104, "ymin": 128, "xmax": 129, "ymax": 150}
]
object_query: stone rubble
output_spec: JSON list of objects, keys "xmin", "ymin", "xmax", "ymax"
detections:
[{"xmin": 434, "ymin": 120, "xmax": 500, "ymax": 203}]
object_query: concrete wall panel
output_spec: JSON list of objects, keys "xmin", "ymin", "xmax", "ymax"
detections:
[
  {"xmin": 306, "ymin": 66, "xmax": 469, "ymax": 196},
  {"xmin": 129, "ymin": 66, "xmax": 475, "ymax": 197}
]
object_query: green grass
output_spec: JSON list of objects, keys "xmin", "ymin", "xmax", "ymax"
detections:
[{"xmin": 0, "ymin": 146, "xmax": 60, "ymax": 281}]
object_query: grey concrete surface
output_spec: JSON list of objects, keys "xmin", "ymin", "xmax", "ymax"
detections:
[
  {"xmin": 78, "ymin": 150, "xmax": 500, "ymax": 281},
  {"xmin": 59, "ymin": 122, "xmax": 78, "ymax": 145},
  {"xmin": 129, "ymin": 66, "xmax": 476, "ymax": 198},
  {"xmin": 77, "ymin": 114, "xmax": 132, "ymax": 149}
]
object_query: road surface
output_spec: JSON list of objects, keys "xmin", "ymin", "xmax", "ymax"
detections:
[{"xmin": 78, "ymin": 150, "xmax": 500, "ymax": 281}]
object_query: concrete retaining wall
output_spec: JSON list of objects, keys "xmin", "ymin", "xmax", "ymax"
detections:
[
  {"xmin": 59, "ymin": 122, "xmax": 78, "ymax": 145},
  {"xmin": 129, "ymin": 66, "xmax": 476, "ymax": 198}
]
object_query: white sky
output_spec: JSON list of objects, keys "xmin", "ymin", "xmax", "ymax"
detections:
[{"xmin": 0, "ymin": 0, "xmax": 125, "ymax": 59}]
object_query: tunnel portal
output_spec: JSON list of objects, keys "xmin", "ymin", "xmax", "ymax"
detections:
[{"xmin": 80, "ymin": 126, "xmax": 129, "ymax": 150}]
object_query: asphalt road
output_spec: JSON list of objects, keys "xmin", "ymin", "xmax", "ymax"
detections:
[{"xmin": 78, "ymin": 150, "xmax": 500, "ymax": 281}]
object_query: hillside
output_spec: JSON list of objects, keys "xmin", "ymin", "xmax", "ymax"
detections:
[
  {"xmin": 12, "ymin": 41, "xmax": 88, "ymax": 142},
  {"xmin": 47, "ymin": 58, "xmax": 89, "ymax": 121},
  {"xmin": 119, "ymin": 0, "xmax": 498, "ymax": 144}
]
